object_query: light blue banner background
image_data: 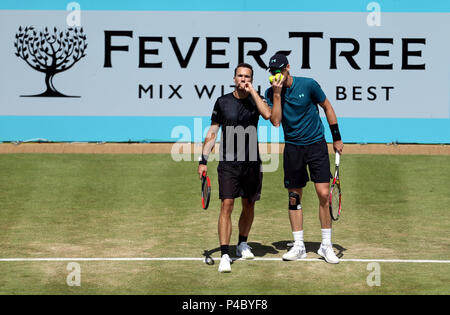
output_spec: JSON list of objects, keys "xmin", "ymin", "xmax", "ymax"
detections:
[
  {"xmin": 1, "ymin": 116, "xmax": 449, "ymax": 144},
  {"xmin": 1, "ymin": 0, "xmax": 449, "ymax": 12},
  {"xmin": 1, "ymin": 1, "xmax": 449, "ymax": 143}
]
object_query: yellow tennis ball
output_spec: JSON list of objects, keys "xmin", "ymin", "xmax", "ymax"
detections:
[{"xmin": 269, "ymin": 73, "xmax": 284, "ymax": 83}]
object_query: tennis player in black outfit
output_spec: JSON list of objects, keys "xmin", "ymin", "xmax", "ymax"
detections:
[{"xmin": 197, "ymin": 63, "xmax": 271, "ymax": 273}]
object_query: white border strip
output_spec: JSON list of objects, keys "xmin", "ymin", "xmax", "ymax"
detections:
[{"xmin": 0, "ymin": 257, "xmax": 449, "ymax": 263}]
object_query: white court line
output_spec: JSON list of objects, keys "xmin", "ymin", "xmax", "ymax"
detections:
[{"xmin": 0, "ymin": 257, "xmax": 449, "ymax": 263}]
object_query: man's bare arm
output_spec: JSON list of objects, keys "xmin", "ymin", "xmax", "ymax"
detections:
[
  {"xmin": 197, "ymin": 123, "xmax": 220, "ymax": 178},
  {"xmin": 202, "ymin": 123, "xmax": 220, "ymax": 156},
  {"xmin": 319, "ymin": 98, "xmax": 344, "ymax": 154},
  {"xmin": 245, "ymin": 83, "xmax": 271, "ymax": 120}
]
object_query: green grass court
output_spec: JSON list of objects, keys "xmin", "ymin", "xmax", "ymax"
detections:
[{"xmin": 0, "ymin": 153, "xmax": 449, "ymax": 294}]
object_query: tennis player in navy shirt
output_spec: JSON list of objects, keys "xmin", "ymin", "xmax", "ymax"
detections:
[{"xmin": 265, "ymin": 53, "xmax": 344, "ymax": 264}]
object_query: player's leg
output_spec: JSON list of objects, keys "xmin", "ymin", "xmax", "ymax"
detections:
[
  {"xmin": 236, "ymin": 198, "xmax": 255, "ymax": 259},
  {"xmin": 217, "ymin": 163, "xmax": 241, "ymax": 272},
  {"xmin": 218, "ymin": 198, "xmax": 234, "ymax": 272},
  {"xmin": 315, "ymin": 182, "xmax": 339, "ymax": 262},
  {"xmin": 282, "ymin": 144, "xmax": 308, "ymax": 260},
  {"xmin": 219, "ymin": 198, "xmax": 235, "ymax": 246},
  {"xmin": 315, "ymin": 182, "xmax": 331, "ymax": 229},
  {"xmin": 282, "ymin": 187, "xmax": 307, "ymax": 260},
  {"xmin": 284, "ymin": 143, "xmax": 308, "ymax": 234},
  {"xmin": 307, "ymin": 139, "xmax": 339, "ymax": 264},
  {"xmin": 288, "ymin": 188, "xmax": 304, "ymax": 233},
  {"xmin": 238, "ymin": 198, "xmax": 254, "ymax": 241},
  {"xmin": 236, "ymin": 163, "xmax": 262, "ymax": 259}
]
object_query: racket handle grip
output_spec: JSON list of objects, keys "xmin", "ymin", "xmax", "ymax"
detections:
[{"xmin": 335, "ymin": 152, "xmax": 341, "ymax": 166}]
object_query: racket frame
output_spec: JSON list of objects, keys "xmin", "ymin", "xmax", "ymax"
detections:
[
  {"xmin": 329, "ymin": 153, "xmax": 342, "ymax": 221},
  {"xmin": 201, "ymin": 172, "xmax": 211, "ymax": 210}
]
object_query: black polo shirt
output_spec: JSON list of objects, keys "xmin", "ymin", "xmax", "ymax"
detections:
[{"xmin": 211, "ymin": 92, "xmax": 262, "ymax": 163}]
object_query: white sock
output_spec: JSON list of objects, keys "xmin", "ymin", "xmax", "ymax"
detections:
[
  {"xmin": 292, "ymin": 230, "xmax": 304, "ymax": 247},
  {"xmin": 321, "ymin": 228, "xmax": 332, "ymax": 246}
]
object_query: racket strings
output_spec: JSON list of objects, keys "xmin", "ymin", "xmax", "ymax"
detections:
[{"xmin": 330, "ymin": 185, "xmax": 341, "ymax": 219}]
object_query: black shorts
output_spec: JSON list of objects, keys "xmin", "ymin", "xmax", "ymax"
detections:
[
  {"xmin": 217, "ymin": 162, "xmax": 262, "ymax": 202},
  {"xmin": 283, "ymin": 139, "xmax": 332, "ymax": 188}
]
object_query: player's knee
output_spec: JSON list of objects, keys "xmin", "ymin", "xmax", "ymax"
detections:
[
  {"xmin": 243, "ymin": 203, "xmax": 255, "ymax": 214},
  {"xmin": 318, "ymin": 192, "xmax": 329, "ymax": 206},
  {"xmin": 315, "ymin": 186, "xmax": 329, "ymax": 203},
  {"xmin": 221, "ymin": 199, "xmax": 234, "ymax": 213},
  {"xmin": 288, "ymin": 192, "xmax": 302, "ymax": 210}
]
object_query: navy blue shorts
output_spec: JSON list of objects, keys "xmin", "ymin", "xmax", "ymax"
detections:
[{"xmin": 283, "ymin": 139, "xmax": 332, "ymax": 188}]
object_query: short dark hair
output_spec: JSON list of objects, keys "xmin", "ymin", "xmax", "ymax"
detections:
[{"xmin": 234, "ymin": 63, "xmax": 253, "ymax": 78}]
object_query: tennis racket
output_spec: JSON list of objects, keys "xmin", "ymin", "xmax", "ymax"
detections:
[
  {"xmin": 329, "ymin": 152, "xmax": 342, "ymax": 221},
  {"xmin": 201, "ymin": 171, "xmax": 211, "ymax": 210}
]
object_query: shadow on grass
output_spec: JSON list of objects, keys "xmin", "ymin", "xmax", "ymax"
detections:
[
  {"xmin": 272, "ymin": 240, "xmax": 347, "ymax": 259},
  {"xmin": 203, "ymin": 242, "xmax": 279, "ymax": 260},
  {"xmin": 203, "ymin": 241, "xmax": 347, "ymax": 262}
]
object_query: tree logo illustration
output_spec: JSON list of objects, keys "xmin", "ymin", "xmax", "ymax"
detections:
[{"xmin": 14, "ymin": 26, "xmax": 87, "ymax": 97}]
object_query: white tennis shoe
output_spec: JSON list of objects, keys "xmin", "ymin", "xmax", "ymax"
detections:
[
  {"xmin": 317, "ymin": 244, "xmax": 340, "ymax": 264},
  {"xmin": 282, "ymin": 244, "xmax": 307, "ymax": 261},
  {"xmin": 218, "ymin": 254, "xmax": 232, "ymax": 273},
  {"xmin": 236, "ymin": 242, "xmax": 255, "ymax": 260}
]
